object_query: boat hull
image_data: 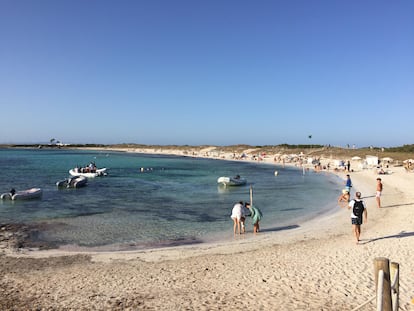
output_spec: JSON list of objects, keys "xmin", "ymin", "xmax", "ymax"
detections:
[
  {"xmin": 217, "ymin": 176, "xmax": 247, "ymax": 186},
  {"xmin": 69, "ymin": 168, "xmax": 107, "ymax": 178},
  {"xmin": 56, "ymin": 176, "xmax": 88, "ymax": 188},
  {"xmin": 1, "ymin": 188, "xmax": 43, "ymax": 200}
]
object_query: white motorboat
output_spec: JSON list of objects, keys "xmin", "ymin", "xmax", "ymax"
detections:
[
  {"xmin": 1, "ymin": 188, "xmax": 43, "ymax": 200},
  {"xmin": 69, "ymin": 167, "xmax": 107, "ymax": 178},
  {"xmin": 56, "ymin": 176, "xmax": 88, "ymax": 188},
  {"xmin": 217, "ymin": 175, "xmax": 247, "ymax": 187}
]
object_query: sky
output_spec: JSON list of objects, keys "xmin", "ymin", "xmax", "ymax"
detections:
[{"xmin": 0, "ymin": 1, "xmax": 413, "ymax": 147}]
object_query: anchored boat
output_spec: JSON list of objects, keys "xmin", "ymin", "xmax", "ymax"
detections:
[
  {"xmin": 217, "ymin": 175, "xmax": 247, "ymax": 187},
  {"xmin": 56, "ymin": 176, "xmax": 88, "ymax": 188},
  {"xmin": 1, "ymin": 188, "xmax": 43, "ymax": 200}
]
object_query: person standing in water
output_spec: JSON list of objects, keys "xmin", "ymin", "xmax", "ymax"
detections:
[
  {"xmin": 245, "ymin": 202, "xmax": 262, "ymax": 234},
  {"xmin": 230, "ymin": 201, "xmax": 244, "ymax": 235}
]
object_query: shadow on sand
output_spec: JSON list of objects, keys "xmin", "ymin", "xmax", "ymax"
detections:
[
  {"xmin": 260, "ymin": 224, "xmax": 299, "ymax": 233},
  {"xmin": 361, "ymin": 195, "xmax": 376, "ymax": 199},
  {"xmin": 360, "ymin": 230, "xmax": 414, "ymax": 245},
  {"xmin": 377, "ymin": 202, "xmax": 414, "ymax": 209}
]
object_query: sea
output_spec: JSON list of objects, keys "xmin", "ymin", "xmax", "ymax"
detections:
[{"xmin": 0, "ymin": 148, "xmax": 344, "ymax": 251}]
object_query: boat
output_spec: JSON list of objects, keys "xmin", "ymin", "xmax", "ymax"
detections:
[
  {"xmin": 217, "ymin": 175, "xmax": 247, "ymax": 187},
  {"xmin": 69, "ymin": 167, "xmax": 107, "ymax": 178},
  {"xmin": 1, "ymin": 188, "xmax": 43, "ymax": 200},
  {"xmin": 56, "ymin": 176, "xmax": 88, "ymax": 188}
]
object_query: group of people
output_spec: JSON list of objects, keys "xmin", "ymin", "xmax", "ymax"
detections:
[
  {"xmin": 337, "ymin": 174, "xmax": 383, "ymax": 244},
  {"xmin": 74, "ymin": 162, "xmax": 97, "ymax": 173},
  {"xmin": 230, "ymin": 201, "xmax": 262, "ymax": 235},
  {"xmin": 229, "ymin": 172, "xmax": 384, "ymax": 244}
]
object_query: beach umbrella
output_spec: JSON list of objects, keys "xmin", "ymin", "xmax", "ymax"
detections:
[{"xmin": 351, "ymin": 156, "xmax": 362, "ymax": 161}]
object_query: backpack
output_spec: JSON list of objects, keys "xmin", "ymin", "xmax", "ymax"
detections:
[{"xmin": 353, "ymin": 200, "xmax": 364, "ymax": 218}]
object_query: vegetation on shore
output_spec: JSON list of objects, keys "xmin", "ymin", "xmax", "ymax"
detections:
[{"xmin": 1, "ymin": 143, "xmax": 413, "ymax": 162}]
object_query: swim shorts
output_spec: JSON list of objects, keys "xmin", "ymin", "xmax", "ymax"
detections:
[
  {"xmin": 351, "ymin": 217, "xmax": 362, "ymax": 225},
  {"xmin": 376, "ymin": 191, "xmax": 381, "ymax": 198}
]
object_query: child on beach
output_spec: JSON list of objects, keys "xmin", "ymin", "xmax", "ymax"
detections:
[
  {"xmin": 245, "ymin": 202, "xmax": 262, "ymax": 233},
  {"xmin": 337, "ymin": 189, "xmax": 350, "ymax": 208},
  {"xmin": 240, "ymin": 202, "xmax": 250, "ymax": 233}
]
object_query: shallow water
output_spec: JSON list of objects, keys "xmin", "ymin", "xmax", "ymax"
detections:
[{"xmin": 0, "ymin": 148, "xmax": 343, "ymax": 250}]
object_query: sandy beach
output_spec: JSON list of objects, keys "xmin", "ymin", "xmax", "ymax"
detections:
[{"xmin": 1, "ymin": 147, "xmax": 413, "ymax": 310}]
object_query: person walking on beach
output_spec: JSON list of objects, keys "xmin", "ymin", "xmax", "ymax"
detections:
[
  {"xmin": 230, "ymin": 201, "xmax": 244, "ymax": 234},
  {"xmin": 245, "ymin": 202, "xmax": 262, "ymax": 234},
  {"xmin": 376, "ymin": 178, "xmax": 383, "ymax": 208},
  {"xmin": 345, "ymin": 174, "xmax": 352, "ymax": 192},
  {"xmin": 348, "ymin": 192, "xmax": 367, "ymax": 244}
]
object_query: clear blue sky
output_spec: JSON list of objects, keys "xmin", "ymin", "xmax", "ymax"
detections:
[{"xmin": 1, "ymin": 1, "xmax": 413, "ymax": 147}]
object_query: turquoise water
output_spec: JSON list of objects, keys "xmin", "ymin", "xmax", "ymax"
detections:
[{"xmin": 0, "ymin": 148, "xmax": 343, "ymax": 250}]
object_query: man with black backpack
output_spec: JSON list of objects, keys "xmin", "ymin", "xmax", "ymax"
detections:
[{"xmin": 348, "ymin": 192, "xmax": 367, "ymax": 244}]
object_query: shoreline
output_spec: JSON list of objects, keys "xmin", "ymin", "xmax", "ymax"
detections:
[
  {"xmin": 2, "ymin": 147, "xmax": 345, "ymax": 255},
  {"xmin": 1, "ymin": 147, "xmax": 413, "ymax": 310}
]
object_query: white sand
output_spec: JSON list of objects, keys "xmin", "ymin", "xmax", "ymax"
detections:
[{"xmin": 1, "ymin": 148, "xmax": 413, "ymax": 310}]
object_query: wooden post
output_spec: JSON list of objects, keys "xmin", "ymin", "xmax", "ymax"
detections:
[
  {"xmin": 377, "ymin": 270, "xmax": 384, "ymax": 311},
  {"xmin": 374, "ymin": 257, "xmax": 392, "ymax": 311},
  {"xmin": 250, "ymin": 185, "xmax": 253, "ymax": 206},
  {"xmin": 390, "ymin": 262, "xmax": 399, "ymax": 311}
]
